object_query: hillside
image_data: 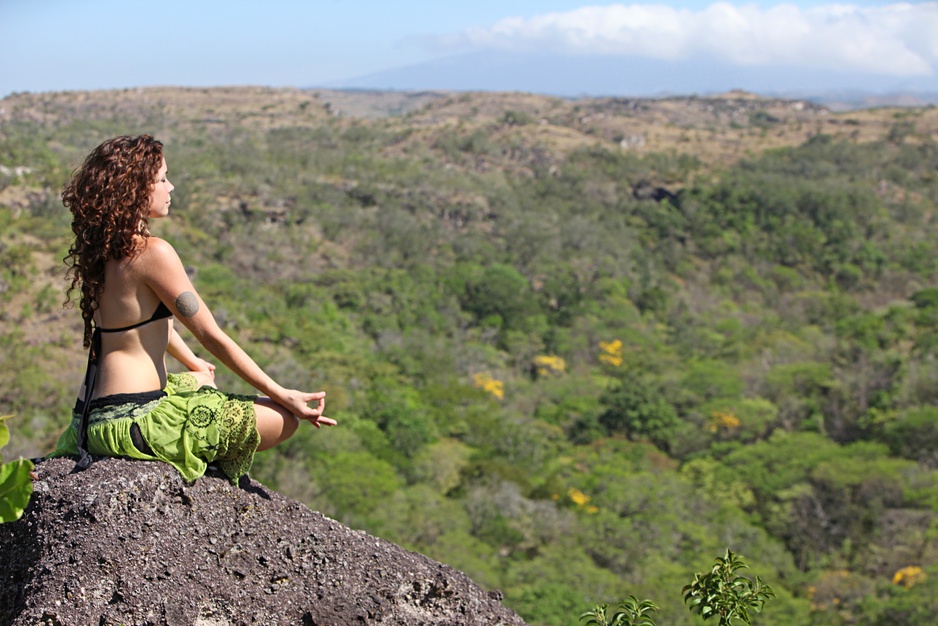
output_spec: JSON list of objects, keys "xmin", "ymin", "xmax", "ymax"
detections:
[
  {"xmin": 2, "ymin": 86, "xmax": 938, "ymax": 626},
  {"xmin": 5, "ymin": 87, "xmax": 934, "ymax": 170}
]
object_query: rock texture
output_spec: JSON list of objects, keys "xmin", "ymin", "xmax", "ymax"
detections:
[{"xmin": 0, "ymin": 457, "xmax": 526, "ymax": 626}]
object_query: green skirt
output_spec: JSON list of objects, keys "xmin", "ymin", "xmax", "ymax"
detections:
[{"xmin": 52, "ymin": 373, "xmax": 260, "ymax": 482}]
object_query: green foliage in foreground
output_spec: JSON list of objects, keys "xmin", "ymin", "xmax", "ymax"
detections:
[
  {"xmin": 683, "ymin": 550, "xmax": 776, "ymax": 625},
  {"xmin": 581, "ymin": 551, "xmax": 774, "ymax": 626},
  {"xmin": 0, "ymin": 416, "xmax": 33, "ymax": 523},
  {"xmin": 581, "ymin": 596, "xmax": 660, "ymax": 626}
]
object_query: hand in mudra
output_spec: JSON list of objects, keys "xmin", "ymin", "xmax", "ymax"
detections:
[{"xmin": 283, "ymin": 390, "xmax": 336, "ymax": 428}]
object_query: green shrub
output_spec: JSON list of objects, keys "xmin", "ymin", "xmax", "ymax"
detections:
[
  {"xmin": 580, "ymin": 596, "xmax": 659, "ymax": 626},
  {"xmin": 682, "ymin": 549, "xmax": 776, "ymax": 625},
  {"xmin": 0, "ymin": 416, "xmax": 33, "ymax": 523}
]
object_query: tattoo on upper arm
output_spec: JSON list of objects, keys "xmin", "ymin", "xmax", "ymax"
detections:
[{"xmin": 175, "ymin": 291, "xmax": 200, "ymax": 318}]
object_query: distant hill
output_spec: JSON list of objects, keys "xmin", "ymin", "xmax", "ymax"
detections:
[
  {"xmin": 805, "ymin": 91, "xmax": 938, "ymax": 112},
  {"xmin": 6, "ymin": 86, "xmax": 934, "ymax": 175},
  {"xmin": 324, "ymin": 50, "xmax": 938, "ymax": 111}
]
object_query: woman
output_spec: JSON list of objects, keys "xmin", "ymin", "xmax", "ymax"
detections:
[{"xmin": 52, "ymin": 134, "xmax": 335, "ymax": 482}]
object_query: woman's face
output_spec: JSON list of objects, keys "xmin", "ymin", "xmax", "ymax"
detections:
[{"xmin": 148, "ymin": 158, "xmax": 174, "ymax": 218}]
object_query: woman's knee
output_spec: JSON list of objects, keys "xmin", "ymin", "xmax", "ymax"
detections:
[
  {"xmin": 190, "ymin": 370, "xmax": 216, "ymax": 388},
  {"xmin": 254, "ymin": 398, "xmax": 299, "ymax": 450},
  {"xmin": 280, "ymin": 411, "xmax": 300, "ymax": 439}
]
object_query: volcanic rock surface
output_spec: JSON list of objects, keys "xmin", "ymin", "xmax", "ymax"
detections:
[{"xmin": 0, "ymin": 456, "xmax": 526, "ymax": 626}]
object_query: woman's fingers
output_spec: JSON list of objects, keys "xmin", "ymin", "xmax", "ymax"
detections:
[
  {"xmin": 303, "ymin": 412, "xmax": 337, "ymax": 428},
  {"xmin": 303, "ymin": 392, "xmax": 326, "ymax": 413},
  {"xmin": 286, "ymin": 390, "xmax": 334, "ymax": 427},
  {"xmin": 308, "ymin": 415, "xmax": 337, "ymax": 428}
]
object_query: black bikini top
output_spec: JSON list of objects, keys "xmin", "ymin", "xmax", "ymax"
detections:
[
  {"xmin": 73, "ymin": 300, "xmax": 174, "ymax": 472},
  {"xmin": 97, "ymin": 300, "xmax": 173, "ymax": 333}
]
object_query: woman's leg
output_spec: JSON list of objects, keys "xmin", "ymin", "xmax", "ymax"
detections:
[{"xmin": 253, "ymin": 397, "xmax": 300, "ymax": 451}]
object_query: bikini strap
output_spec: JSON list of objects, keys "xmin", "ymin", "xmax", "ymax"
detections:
[
  {"xmin": 97, "ymin": 301, "xmax": 173, "ymax": 333},
  {"xmin": 73, "ymin": 327, "xmax": 100, "ymax": 472}
]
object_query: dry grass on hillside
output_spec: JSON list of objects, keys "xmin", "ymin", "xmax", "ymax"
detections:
[{"xmin": 3, "ymin": 86, "xmax": 934, "ymax": 172}]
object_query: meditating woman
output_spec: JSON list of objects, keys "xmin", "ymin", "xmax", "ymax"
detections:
[{"xmin": 52, "ymin": 134, "xmax": 335, "ymax": 481}]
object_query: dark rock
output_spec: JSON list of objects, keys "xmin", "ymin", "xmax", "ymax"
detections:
[
  {"xmin": 0, "ymin": 457, "xmax": 527, "ymax": 626},
  {"xmin": 631, "ymin": 181, "xmax": 677, "ymax": 204}
]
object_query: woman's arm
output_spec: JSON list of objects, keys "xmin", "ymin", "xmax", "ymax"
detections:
[
  {"xmin": 167, "ymin": 326, "xmax": 216, "ymax": 384},
  {"xmin": 138, "ymin": 238, "xmax": 332, "ymax": 425}
]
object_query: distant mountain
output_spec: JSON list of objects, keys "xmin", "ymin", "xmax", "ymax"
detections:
[
  {"xmin": 787, "ymin": 90, "xmax": 938, "ymax": 112},
  {"xmin": 325, "ymin": 50, "xmax": 938, "ymax": 110}
]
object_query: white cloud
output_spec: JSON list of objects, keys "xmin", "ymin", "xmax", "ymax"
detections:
[{"xmin": 440, "ymin": 2, "xmax": 938, "ymax": 77}]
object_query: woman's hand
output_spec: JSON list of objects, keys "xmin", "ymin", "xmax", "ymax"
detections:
[
  {"xmin": 191, "ymin": 357, "xmax": 216, "ymax": 377},
  {"xmin": 189, "ymin": 357, "xmax": 217, "ymax": 388},
  {"xmin": 279, "ymin": 389, "xmax": 336, "ymax": 428}
]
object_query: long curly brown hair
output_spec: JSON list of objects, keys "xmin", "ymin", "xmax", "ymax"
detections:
[{"xmin": 63, "ymin": 134, "xmax": 164, "ymax": 348}]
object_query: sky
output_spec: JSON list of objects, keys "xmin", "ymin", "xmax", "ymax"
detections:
[{"xmin": 1, "ymin": 0, "xmax": 935, "ymax": 98}]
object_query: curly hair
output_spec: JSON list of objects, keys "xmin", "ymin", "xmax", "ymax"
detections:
[{"xmin": 63, "ymin": 134, "xmax": 164, "ymax": 348}]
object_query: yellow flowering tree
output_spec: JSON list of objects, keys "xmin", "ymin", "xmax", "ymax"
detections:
[
  {"xmin": 567, "ymin": 487, "xmax": 599, "ymax": 514},
  {"xmin": 893, "ymin": 565, "xmax": 926, "ymax": 588},
  {"xmin": 533, "ymin": 355, "xmax": 566, "ymax": 378},
  {"xmin": 598, "ymin": 340, "xmax": 623, "ymax": 367},
  {"xmin": 709, "ymin": 410, "xmax": 742, "ymax": 438},
  {"xmin": 472, "ymin": 372, "xmax": 505, "ymax": 400}
]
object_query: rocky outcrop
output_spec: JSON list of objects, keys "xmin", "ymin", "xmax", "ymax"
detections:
[{"xmin": 0, "ymin": 457, "xmax": 526, "ymax": 626}]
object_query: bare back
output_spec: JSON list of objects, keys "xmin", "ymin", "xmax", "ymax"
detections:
[{"xmin": 84, "ymin": 240, "xmax": 172, "ymax": 400}]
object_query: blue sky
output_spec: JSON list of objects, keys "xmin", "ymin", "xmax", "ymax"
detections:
[{"xmin": 1, "ymin": 0, "xmax": 935, "ymax": 97}]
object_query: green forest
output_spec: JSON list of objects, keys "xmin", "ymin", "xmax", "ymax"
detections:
[{"xmin": 1, "ymin": 87, "xmax": 937, "ymax": 625}]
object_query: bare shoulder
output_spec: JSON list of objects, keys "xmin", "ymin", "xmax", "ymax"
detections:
[
  {"xmin": 136, "ymin": 236, "xmax": 182, "ymax": 265},
  {"xmin": 131, "ymin": 236, "xmax": 186, "ymax": 282},
  {"xmin": 139, "ymin": 236, "xmax": 177, "ymax": 256}
]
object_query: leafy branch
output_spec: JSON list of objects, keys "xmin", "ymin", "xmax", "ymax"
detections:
[
  {"xmin": 580, "ymin": 596, "xmax": 659, "ymax": 626},
  {"xmin": 582, "ymin": 550, "xmax": 775, "ymax": 626},
  {"xmin": 0, "ymin": 414, "xmax": 34, "ymax": 523},
  {"xmin": 682, "ymin": 549, "xmax": 776, "ymax": 625}
]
